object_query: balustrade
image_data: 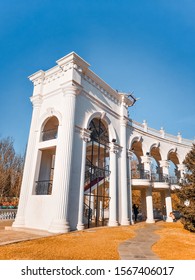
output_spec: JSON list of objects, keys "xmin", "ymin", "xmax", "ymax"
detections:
[
  {"xmin": 131, "ymin": 169, "xmax": 179, "ymax": 185},
  {"xmin": 0, "ymin": 209, "xmax": 17, "ymax": 220}
]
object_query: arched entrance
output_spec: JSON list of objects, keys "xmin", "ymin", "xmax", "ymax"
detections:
[{"xmin": 84, "ymin": 118, "xmax": 110, "ymax": 228}]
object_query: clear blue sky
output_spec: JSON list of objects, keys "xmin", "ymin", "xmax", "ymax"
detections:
[{"xmin": 0, "ymin": 0, "xmax": 195, "ymax": 155}]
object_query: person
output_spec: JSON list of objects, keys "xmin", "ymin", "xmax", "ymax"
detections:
[
  {"xmin": 133, "ymin": 204, "xmax": 139, "ymax": 222},
  {"xmin": 162, "ymin": 204, "xmax": 167, "ymax": 221},
  {"xmin": 169, "ymin": 212, "xmax": 176, "ymax": 222}
]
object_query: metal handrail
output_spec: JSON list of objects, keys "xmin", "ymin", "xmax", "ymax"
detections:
[
  {"xmin": 131, "ymin": 170, "xmax": 180, "ymax": 184},
  {"xmin": 131, "ymin": 170, "xmax": 150, "ymax": 180},
  {"xmin": 169, "ymin": 176, "xmax": 179, "ymax": 184},
  {"xmin": 151, "ymin": 172, "xmax": 169, "ymax": 183},
  {"xmin": 42, "ymin": 129, "xmax": 58, "ymax": 141},
  {"xmin": 35, "ymin": 180, "xmax": 53, "ymax": 195}
]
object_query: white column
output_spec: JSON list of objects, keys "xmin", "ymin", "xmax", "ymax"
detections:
[
  {"xmin": 91, "ymin": 195, "xmax": 95, "ymax": 220},
  {"xmin": 160, "ymin": 191, "xmax": 165, "ymax": 209},
  {"xmin": 120, "ymin": 119, "xmax": 130, "ymax": 225},
  {"xmin": 159, "ymin": 160, "xmax": 170, "ymax": 179},
  {"xmin": 127, "ymin": 150, "xmax": 134, "ymax": 224},
  {"xmin": 177, "ymin": 163, "xmax": 186, "ymax": 183},
  {"xmin": 49, "ymin": 85, "xmax": 82, "ymax": 233},
  {"xmin": 165, "ymin": 189, "xmax": 173, "ymax": 222},
  {"xmin": 141, "ymin": 189, "xmax": 147, "ymax": 220},
  {"xmin": 99, "ymin": 201, "xmax": 103, "ymax": 221},
  {"xmin": 77, "ymin": 129, "xmax": 91, "ymax": 230},
  {"xmin": 13, "ymin": 95, "xmax": 42, "ymax": 228},
  {"xmin": 108, "ymin": 142, "xmax": 119, "ymax": 227},
  {"xmin": 159, "ymin": 160, "xmax": 172, "ymax": 222},
  {"xmin": 141, "ymin": 155, "xmax": 154, "ymax": 223},
  {"xmin": 141, "ymin": 155, "xmax": 152, "ymax": 176},
  {"xmin": 146, "ymin": 186, "xmax": 155, "ymax": 223}
]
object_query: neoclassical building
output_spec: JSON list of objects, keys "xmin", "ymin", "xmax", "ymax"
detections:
[{"xmin": 13, "ymin": 52, "xmax": 193, "ymax": 233}]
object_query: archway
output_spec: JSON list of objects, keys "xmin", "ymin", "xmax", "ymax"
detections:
[
  {"xmin": 34, "ymin": 116, "xmax": 59, "ymax": 195},
  {"xmin": 84, "ymin": 118, "xmax": 110, "ymax": 228}
]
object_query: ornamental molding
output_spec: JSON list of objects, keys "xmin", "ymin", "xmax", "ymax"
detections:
[
  {"xmin": 120, "ymin": 116, "xmax": 129, "ymax": 126},
  {"xmin": 30, "ymin": 95, "xmax": 42, "ymax": 107},
  {"xmin": 61, "ymin": 83, "xmax": 83, "ymax": 96},
  {"xmin": 56, "ymin": 52, "xmax": 90, "ymax": 73},
  {"xmin": 29, "ymin": 52, "xmax": 90, "ymax": 87},
  {"xmin": 28, "ymin": 70, "xmax": 45, "ymax": 87},
  {"xmin": 127, "ymin": 150, "xmax": 134, "ymax": 159},
  {"xmin": 83, "ymin": 74, "xmax": 121, "ymax": 106},
  {"xmin": 28, "ymin": 52, "xmax": 135, "ymax": 110},
  {"xmin": 80, "ymin": 128, "xmax": 91, "ymax": 142},
  {"xmin": 75, "ymin": 126, "xmax": 91, "ymax": 142},
  {"xmin": 39, "ymin": 108, "xmax": 63, "ymax": 129},
  {"xmin": 109, "ymin": 142, "xmax": 120, "ymax": 154},
  {"xmin": 159, "ymin": 160, "xmax": 170, "ymax": 168},
  {"xmin": 177, "ymin": 163, "xmax": 186, "ymax": 171},
  {"xmin": 81, "ymin": 89, "xmax": 120, "ymax": 120},
  {"xmin": 140, "ymin": 155, "xmax": 152, "ymax": 165}
]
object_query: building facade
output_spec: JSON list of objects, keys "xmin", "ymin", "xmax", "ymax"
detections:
[{"xmin": 13, "ymin": 52, "xmax": 193, "ymax": 233}]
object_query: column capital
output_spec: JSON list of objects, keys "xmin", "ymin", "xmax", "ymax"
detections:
[
  {"xmin": 109, "ymin": 142, "xmax": 120, "ymax": 154},
  {"xmin": 30, "ymin": 95, "xmax": 42, "ymax": 108},
  {"xmin": 80, "ymin": 128, "xmax": 91, "ymax": 142},
  {"xmin": 141, "ymin": 155, "xmax": 152, "ymax": 165},
  {"xmin": 61, "ymin": 83, "xmax": 83, "ymax": 96},
  {"xmin": 120, "ymin": 117, "xmax": 128, "ymax": 126},
  {"xmin": 177, "ymin": 163, "xmax": 186, "ymax": 172},
  {"xmin": 159, "ymin": 160, "xmax": 170, "ymax": 168},
  {"xmin": 127, "ymin": 150, "xmax": 134, "ymax": 159}
]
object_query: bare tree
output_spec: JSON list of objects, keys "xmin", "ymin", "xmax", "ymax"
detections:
[{"xmin": 0, "ymin": 137, "xmax": 24, "ymax": 201}]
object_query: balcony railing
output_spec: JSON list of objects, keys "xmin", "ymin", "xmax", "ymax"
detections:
[
  {"xmin": 131, "ymin": 170, "xmax": 180, "ymax": 185},
  {"xmin": 168, "ymin": 176, "xmax": 179, "ymax": 184},
  {"xmin": 151, "ymin": 172, "xmax": 169, "ymax": 183},
  {"xmin": 35, "ymin": 180, "xmax": 53, "ymax": 195},
  {"xmin": 131, "ymin": 170, "xmax": 150, "ymax": 180},
  {"xmin": 42, "ymin": 129, "xmax": 58, "ymax": 141}
]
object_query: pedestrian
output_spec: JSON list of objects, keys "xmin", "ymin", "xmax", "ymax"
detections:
[
  {"xmin": 169, "ymin": 212, "xmax": 176, "ymax": 222},
  {"xmin": 162, "ymin": 204, "xmax": 167, "ymax": 221},
  {"xmin": 133, "ymin": 204, "xmax": 139, "ymax": 222}
]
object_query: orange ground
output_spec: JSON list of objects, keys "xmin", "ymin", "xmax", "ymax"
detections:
[{"xmin": 0, "ymin": 220, "xmax": 194, "ymax": 260}]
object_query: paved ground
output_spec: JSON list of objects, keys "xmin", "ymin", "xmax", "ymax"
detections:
[
  {"xmin": 118, "ymin": 223, "xmax": 160, "ymax": 260},
  {"xmin": 0, "ymin": 220, "xmax": 54, "ymax": 246},
  {"xmin": 0, "ymin": 220, "xmax": 160, "ymax": 260}
]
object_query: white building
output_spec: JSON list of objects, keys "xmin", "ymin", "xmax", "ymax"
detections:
[{"xmin": 13, "ymin": 52, "xmax": 193, "ymax": 233}]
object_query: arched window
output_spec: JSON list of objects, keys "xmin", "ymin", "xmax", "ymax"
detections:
[{"xmin": 41, "ymin": 116, "xmax": 59, "ymax": 141}]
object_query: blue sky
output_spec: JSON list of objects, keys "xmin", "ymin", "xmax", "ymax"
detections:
[{"xmin": 0, "ymin": 0, "xmax": 195, "ymax": 155}]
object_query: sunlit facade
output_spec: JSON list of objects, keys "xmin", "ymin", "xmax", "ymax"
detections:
[{"xmin": 13, "ymin": 52, "xmax": 193, "ymax": 233}]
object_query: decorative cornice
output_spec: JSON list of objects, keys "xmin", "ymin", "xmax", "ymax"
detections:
[
  {"xmin": 83, "ymin": 74, "xmax": 121, "ymax": 106},
  {"xmin": 28, "ymin": 70, "xmax": 45, "ymax": 86},
  {"xmin": 81, "ymin": 88, "xmax": 120, "ymax": 120},
  {"xmin": 56, "ymin": 52, "xmax": 90, "ymax": 73},
  {"xmin": 130, "ymin": 120, "xmax": 193, "ymax": 148}
]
